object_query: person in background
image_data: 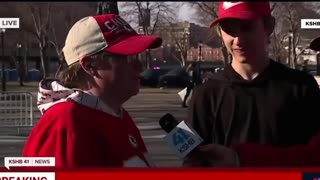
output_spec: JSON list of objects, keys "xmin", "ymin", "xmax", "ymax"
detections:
[
  {"xmin": 22, "ymin": 14, "xmax": 162, "ymax": 167},
  {"xmin": 182, "ymin": 62, "xmax": 199, "ymax": 108},
  {"xmin": 183, "ymin": 2, "xmax": 320, "ymax": 167}
]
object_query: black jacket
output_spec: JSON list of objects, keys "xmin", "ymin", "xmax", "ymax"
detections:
[{"xmin": 186, "ymin": 60, "xmax": 320, "ymax": 149}]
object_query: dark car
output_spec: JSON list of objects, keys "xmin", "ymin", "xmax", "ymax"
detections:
[
  {"xmin": 140, "ymin": 68, "xmax": 171, "ymax": 87},
  {"xmin": 158, "ymin": 67, "xmax": 191, "ymax": 88}
]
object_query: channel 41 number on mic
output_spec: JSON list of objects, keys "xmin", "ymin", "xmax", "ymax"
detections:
[{"xmin": 173, "ymin": 129, "xmax": 195, "ymax": 153}]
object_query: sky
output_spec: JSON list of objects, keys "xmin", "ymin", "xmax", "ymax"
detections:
[
  {"xmin": 177, "ymin": 3, "xmax": 197, "ymax": 23},
  {"xmin": 118, "ymin": 2, "xmax": 198, "ymax": 25}
]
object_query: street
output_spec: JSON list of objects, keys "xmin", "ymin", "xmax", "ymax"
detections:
[
  {"xmin": 0, "ymin": 88, "xmax": 187, "ymax": 167},
  {"xmin": 124, "ymin": 90, "xmax": 187, "ymax": 167}
]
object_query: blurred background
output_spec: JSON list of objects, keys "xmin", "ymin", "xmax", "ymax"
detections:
[
  {"xmin": 0, "ymin": 2, "xmax": 319, "ymax": 88},
  {"xmin": 1, "ymin": 1, "xmax": 320, "ymax": 167}
]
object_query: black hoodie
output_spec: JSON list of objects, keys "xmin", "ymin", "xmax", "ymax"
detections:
[{"xmin": 186, "ymin": 60, "xmax": 320, "ymax": 149}]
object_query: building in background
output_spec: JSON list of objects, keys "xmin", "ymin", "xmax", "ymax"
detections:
[
  {"xmin": 187, "ymin": 45, "xmax": 224, "ymax": 62},
  {"xmin": 146, "ymin": 21, "xmax": 222, "ymax": 66}
]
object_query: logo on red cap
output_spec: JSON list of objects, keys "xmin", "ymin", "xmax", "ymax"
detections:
[
  {"xmin": 222, "ymin": 2, "xmax": 245, "ymax": 10},
  {"xmin": 103, "ymin": 16, "xmax": 134, "ymax": 34}
]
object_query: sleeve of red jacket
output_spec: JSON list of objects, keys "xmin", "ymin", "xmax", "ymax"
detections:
[
  {"xmin": 233, "ymin": 131, "xmax": 320, "ymax": 167},
  {"xmin": 22, "ymin": 128, "xmax": 80, "ymax": 167}
]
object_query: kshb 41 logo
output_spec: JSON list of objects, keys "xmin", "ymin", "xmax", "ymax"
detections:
[
  {"xmin": 173, "ymin": 129, "xmax": 196, "ymax": 153},
  {"xmin": 164, "ymin": 121, "xmax": 203, "ymax": 159}
]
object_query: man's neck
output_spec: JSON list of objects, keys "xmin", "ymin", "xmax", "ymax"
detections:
[
  {"xmin": 231, "ymin": 58, "xmax": 270, "ymax": 81},
  {"xmin": 86, "ymin": 88, "xmax": 124, "ymax": 115}
]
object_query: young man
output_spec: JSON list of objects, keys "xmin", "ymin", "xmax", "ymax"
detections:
[
  {"xmin": 183, "ymin": 2, "xmax": 320, "ymax": 166},
  {"xmin": 22, "ymin": 14, "xmax": 162, "ymax": 167},
  {"xmin": 185, "ymin": 35, "xmax": 320, "ymax": 167}
]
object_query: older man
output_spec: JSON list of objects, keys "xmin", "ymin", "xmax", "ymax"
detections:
[{"xmin": 23, "ymin": 14, "xmax": 162, "ymax": 167}]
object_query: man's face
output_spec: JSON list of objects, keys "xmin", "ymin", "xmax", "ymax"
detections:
[
  {"xmin": 219, "ymin": 18, "xmax": 271, "ymax": 64},
  {"xmin": 95, "ymin": 54, "xmax": 143, "ymax": 100},
  {"xmin": 110, "ymin": 55, "xmax": 143, "ymax": 97}
]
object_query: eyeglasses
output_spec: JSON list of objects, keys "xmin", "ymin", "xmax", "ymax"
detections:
[
  {"xmin": 89, "ymin": 51, "xmax": 141, "ymax": 67},
  {"xmin": 219, "ymin": 19, "xmax": 260, "ymax": 36}
]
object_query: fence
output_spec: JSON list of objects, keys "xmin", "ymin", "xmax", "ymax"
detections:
[{"xmin": 0, "ymin": 92, "xmax": 33, "ymax": 127}]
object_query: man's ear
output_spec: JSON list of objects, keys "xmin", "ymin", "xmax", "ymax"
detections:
[{"xmin": 79, "ymin": 57, "xmax": 96, "ymax": 76}]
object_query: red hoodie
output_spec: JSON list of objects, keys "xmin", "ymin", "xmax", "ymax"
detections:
[
  {"xmin": 23, "ymin": 89, "xmax": 153, "ymax": 167},
  {"xmin": 22, "ymin": 79, "xmax": 152, "ymax": 167}
]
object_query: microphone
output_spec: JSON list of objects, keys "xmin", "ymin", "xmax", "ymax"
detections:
[
  {"xmin": 159, "ymin": 113, "xmax": 179, "ymax": 133},
  {"xmin": 159, "ymin": 113, "xmax": 204, "ymax": 159}
]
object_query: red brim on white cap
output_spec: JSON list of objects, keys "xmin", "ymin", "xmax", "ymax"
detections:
[
  {"xmin": 209, "ymin": 11, "xmax": 259, "ymax": 28},
  {"xmin": 105, "ymin": 35, "xmax": 162, "ymax": 55}
]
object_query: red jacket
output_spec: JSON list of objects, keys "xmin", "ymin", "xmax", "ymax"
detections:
[
  {"xmin": 234, "ymin": 132, "xmax": 320, "ymax": 166},
  {"xmin": 23, "ymin": 101, "xmax": 152, "ymax": 167}
]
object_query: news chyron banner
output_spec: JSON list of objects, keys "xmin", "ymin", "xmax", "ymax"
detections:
[{"xmin": 2, "ymin": 157, "xmax": 55, "ymax": 180}]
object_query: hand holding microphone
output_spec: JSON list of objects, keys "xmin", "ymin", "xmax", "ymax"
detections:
[
  {"xmin": 195, "ymin": 144, "xmax": 240, "ymax": 167},
  {"xmin": 159, "ymin": 113, "xmax": 239, "ymax": 166}
]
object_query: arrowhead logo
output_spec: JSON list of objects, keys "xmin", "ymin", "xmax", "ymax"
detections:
[
  {"xmin": 128, "ymin": 134, "xmax": 138, "ymax": 148},
  {"xmin": 222, "ymin": 2, "xmax": 245, "ymax": 10}
]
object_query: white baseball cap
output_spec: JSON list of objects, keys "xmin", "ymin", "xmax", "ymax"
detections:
[{"xmin": 63, "ymin": 14, "xmax": 162, "ymax": 65}]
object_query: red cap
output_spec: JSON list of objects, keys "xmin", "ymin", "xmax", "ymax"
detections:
[
  {"xmin": 209, "ymin": 2, "xmax": 271, "ymax": 28},
  {"xmin": 63, "ymin": 14, "xmax": 162, "ymax": 65}
]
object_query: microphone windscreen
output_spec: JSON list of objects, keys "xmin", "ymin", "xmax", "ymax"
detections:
[{"xmin": 159, "ymin": 113, "xmax": 179, "ymax": 133}]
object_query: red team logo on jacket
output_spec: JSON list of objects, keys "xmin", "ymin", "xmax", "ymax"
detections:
[{"xmin": 128, "ymin": 134, "xmax": 138, "ymax": 148}]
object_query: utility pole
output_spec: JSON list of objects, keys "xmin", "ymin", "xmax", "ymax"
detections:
[{"xmin": 1, "ymin": 29, "xmax": 6, "ymax": 92}]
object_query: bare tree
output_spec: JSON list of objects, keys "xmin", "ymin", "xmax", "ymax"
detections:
[
  {"xmin": 120, "ymin": 2, "xmax": 178, "ymax": 68},
  {"xmin": 188, "ymin": 2, "xmax": 231, "ymax": 66},
  {"xmin": 171, "ymin": 33, "xmax": 188, "ymax": 66},
  {"xmin": 96, "ymin": 2, "xmax": 119, "ymax": 15},
  {"xmin": 271, "ymin": 2, "xmax": 308, "ymax": 69},
  {"xmin": 121, "ymin": 2, "xmax": 178, "ymax": 35},
  {"xmin": 22, "ymin": 36, "xmax": 30, "ymax": 82},
  {"xmin": 48, "ymin": 12, "xmax": 65, "ymax": 77},
  {"xmin": 283, "ymin": 3, "xmax": 300, "ymax": 69},
  {"xmin": 269, "ymin": 2, "xmax": 287, "ymax": 64},
  {"xmin": 5, "ymin": 2, "xmax": 97, "ymax": 80},
  {"xmin": 269, "ymin": 29, "xmax": 288, "ymax": 64},
  {"xmin": 18, "ymin": 2, "xmax": 53, "ymax": 78},
  {"xmin": 0, "ymin": 3, "xmax": 26, "ymax": 85},
  {"xmin": 190, "ymin": 2, "xmax": 217, "ymax": 26},
  {"xmin": 157, "ymin": 22, "xmax": 190, "ymax": 66}
]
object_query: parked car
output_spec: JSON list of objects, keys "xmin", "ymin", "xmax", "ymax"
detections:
[
  {"xmin": 158, "ymin": 67, "xmax": 191, "ymax": 88},
  {"xmin": 140, "ymin": 68, "xmax": 171, "ymax": 87}
]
